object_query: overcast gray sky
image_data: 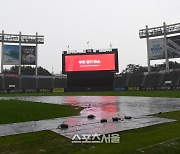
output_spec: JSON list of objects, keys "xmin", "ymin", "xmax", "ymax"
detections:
[{"xmin": 1, "ymin": 0, "xmax": 180, "ymax": 73}]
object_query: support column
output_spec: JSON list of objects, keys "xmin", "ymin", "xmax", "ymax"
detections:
[
  {"xmin": 35, "ymin": 32, "xmax": 38, "ymax": 89},
  {"xmin": 18, "ymin": 32, "xmax": 22, "ymax": 75},
  {"xmin": 163, "ymin": 22, "xmax": 169, "ymax": 70},
  {"xmin": 1, "ymin": 30, "xmax": 5, "ymax": 89},
  {"xmin": 146, "ymin": 25, "xmax": 151, "ymax": 73},
  {"xmin": 18, "ymin": 32, "xmax": 22, "ymax": 89},
  {"xmin": 1, "ymin": 30, "xmax": 4, "ymax": 73}
]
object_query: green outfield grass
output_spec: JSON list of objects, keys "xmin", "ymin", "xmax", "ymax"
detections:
[
  {"xmin": 0, "ymin": 90, "xmax": 180, "ymax": 98},
  {"xmin": 0, "ymin": 110, "xmax": 179, "ymax": 154},
  {"xmin": 0, "ymin": 100, "xmax": 83, "ymax": 124}
]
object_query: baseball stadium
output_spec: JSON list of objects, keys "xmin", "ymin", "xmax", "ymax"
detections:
[{"xmin": 0, "ymin": 22, "xmax": 180, "ymax": 154}]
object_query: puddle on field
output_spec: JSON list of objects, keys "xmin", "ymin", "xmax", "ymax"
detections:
[
  {"xmin": 0, "ymin": 96, "xmax": 180, "ymax": 139},
  {"xmin": 14, "ymin": 96, "xmax": 180, "ymax": 117}
]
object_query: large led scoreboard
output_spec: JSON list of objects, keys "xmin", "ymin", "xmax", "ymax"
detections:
[
  {"xmin": 62, "ymin": 48, "xmax": 118, "ymax": 74},
  {"xmin": 62, "ymin": 48, "xmax": 118, "ymax": 91}
]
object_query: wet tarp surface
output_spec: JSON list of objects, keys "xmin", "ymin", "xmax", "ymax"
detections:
[{"xmin": 0, "ymin": 96, "xmax": 179, "ymax": 139}]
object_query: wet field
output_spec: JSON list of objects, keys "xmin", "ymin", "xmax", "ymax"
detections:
[{"xmin": 0, "ymin": 96, "xmax": 180, "ymax": 139}]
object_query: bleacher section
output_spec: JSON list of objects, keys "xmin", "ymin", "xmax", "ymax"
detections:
[
  {"xmin": 21, "ymin": 77, "xmax": 36, "ymax": 89},
  {"xmin": 38, "ymin": 77, "xmax": 53, "ymax": 89},
  {"xmin": 54, "ymin": 78, "xmax": 66, "ymax": 88},
  {"xmin": 127, "ymin": 74, "xmax": 144, "ymax": 87},
  {"xmin": 0, "ymin": 76, "xmax": 3, "ymax": 89},
  {"xmin": 0, "ymin": 70, "xmax": 180, "ymax": 92},
  {"xmin": 4, "ymin": 76, "xmax": 19, "ymax": 89},
  {"xmin": 113, "ymin": 75, "xmax": 128, "ymax": 87},
  {"xmin": 0, "ymin": 75, "xmax": 67, "ymax": 92},
  {"xmin": 143, "ymin": 73, "xmax": 163, "ymax": 86},
  {"xmin": 114, "ymin": 70, "xmax": 180, "ymax": 90},
  {"xmin": 160, "ymin": 71, "xmax": 180, "ymax": 86}
]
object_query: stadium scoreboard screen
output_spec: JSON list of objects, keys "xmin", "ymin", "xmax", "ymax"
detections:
[{"xmin": 62, "ymin": 49, "xmax": 118, "ymax": 73}]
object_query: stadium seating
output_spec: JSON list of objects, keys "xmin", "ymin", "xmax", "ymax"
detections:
[
  {"xmin": 113, "ymin": 75, "xmax": 128, "ymax": 87},
  {"xmin": 54, "ymin": 78, "xmax": 67, "ymax": 88},
  {"xmin": 38, "ymin": 78, "xmax": 53, "ymax": 89},
  {"xmin": 143, "ymin": 73, "xmax": 163, "ymax": 86},
  {"xmin": 21, "ymin": 77, "xmax": 36, "ymax": 89},
  {"xmin": 127, "ymin": 74, "xmax": 144, "ymax": 87},
  {"xmin": 4, "ymin": 76, "xmax": 19, "ymax": 89},
  {"xmin": 160, "ymin": 71, "xmax": 180, "ymax": 86},
  {"xmin": 0, "ymin": 76, "xmax": 3, "ymax": 89},
  {"xmin": 0, "ymin": 70, "xmax": 180, "ymax": 92}
]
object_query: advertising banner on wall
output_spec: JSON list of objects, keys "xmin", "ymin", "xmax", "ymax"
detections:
[
  {"xmin": 148, "ymin": 38, "xmax": 165, "ymax": 60},
  {"xmin": 21, "ymin": 46, "xmax": 36, "ymax": 65},
  {"xmin": 148, "ymin": 35, "xmax": 180, "ymax": 60},
  {"xmin": 167, "ymin": 35, "xmax": 180, "ymax": 59},
  {"xmin": 2, "ymin": 45, "xmax": 20, "ymax": 65}
]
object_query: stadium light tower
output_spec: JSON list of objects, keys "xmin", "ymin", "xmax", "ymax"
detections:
[
  {"xmin": 0, "ymin": 30, "xmax": 44, "ymax": 89},
  {"xmin": 139, "ymin": 22, "xmax": 180, "ymax": 73}
]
